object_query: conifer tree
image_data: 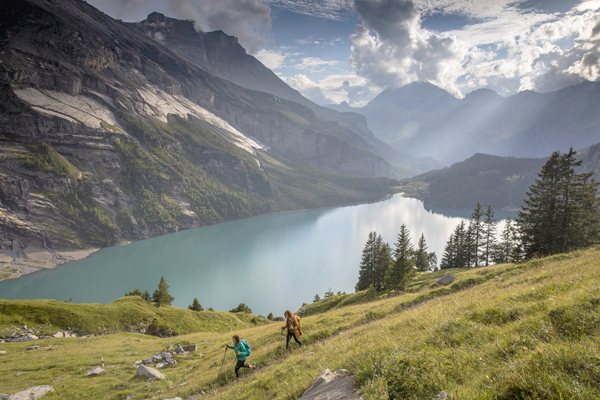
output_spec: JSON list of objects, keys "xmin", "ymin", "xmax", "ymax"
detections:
[
  {"xmin": 386, "ymin": 224, "xmax": 416, "ymax": 290},
  {"xmin": 152, "ymin": 276, "xmax": 175, "ymax": 307},
  {"xmin": 471, "ymin": 203, "xmax": 485, "ymax": 266},
  {"xmin": 356, "ymin": 232, "xmax": 377, "ymax": 291},
  {"xmin": 518, "ymin": 149, "xmax": 600, "ymax": 257},
  {"xmin": 492, "ymin": 217, "xmax": 516, "ymax": 264},
  {"xmin": 188, "ymin": 297, "xmax": 203, "ymax": 311},
  {"xmin": 464, "ymin": 222, "xmax": 476, "ymax": 268},
  {"xmin": 452, "ymin": 221, "xmax": 467, "ymax": 268},
  {"xmin": 357, "ymin": 232, "xmax": 391, "ymax": 292},
  {"xmin": 415, "ymin": 233, "xmax": 430, "ymax": 272},
  {"xmin": 481, "ymin": 205, "xmax": 497, "ymax": 266},
  {"xmin": 440, "ymin": 235, "xmax": 454, "ymax": 270}
]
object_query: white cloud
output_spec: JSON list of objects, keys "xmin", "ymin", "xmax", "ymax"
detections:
[
  {"xmin": 266, "ymin": 0, "xmax": 353, "ymax": 20},
  {"xmin": 284, "ymin": 73, "xmax": 380, "ymax": 106},
  {"xmin": 349, "ymin": 0, "xmax": 600, "ymax": 97},
  {"xmin": 284, "ymin": 74, "xmax": 330, "ymax": 104},
  {"xmin": 166, "ymin": 0, "xmax": 272, "ymax": 54},
  {"xmin": 294, "ymin": 57, "xmax": 342, "ymax": 72},
  {"xmin": 255, "ymin": 49, "xmax": 288, "ymax": 69}
]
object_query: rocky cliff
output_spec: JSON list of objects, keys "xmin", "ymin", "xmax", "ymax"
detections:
[{"xmin": 0, "ymin": 0, "xmax": 396, "ymax": 279}]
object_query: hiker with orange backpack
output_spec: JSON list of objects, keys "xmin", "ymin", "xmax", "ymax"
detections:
[
  {"xmin": 281, "ymin": 309, "xmax": 303, "ymax": 350},
  {"xmin": 226, "ymin": 334, "xmax": 255, "ymax": 378}
]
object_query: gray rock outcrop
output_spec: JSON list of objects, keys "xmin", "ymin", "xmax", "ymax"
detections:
[
  {"xmin": 299, "ymin": 369, "xmax": 359, "ymax": 400},
  {"xmin": 432, "ymin": 274, "xmax": 456, "ymax": 286},
  {"xmin": 136, "ymin": 365, "xmax": 166, "ymax": 380},
  {"xmin": 3, "ymin": 385, "xmax": 54, "ymax": 400},
  {"xmin": 86, "ymin": 367, "xmax": 105, "ymax": 377},
  {"xmin": 142, "ymin": 351, "xmax": 176, "ymax": 367}
]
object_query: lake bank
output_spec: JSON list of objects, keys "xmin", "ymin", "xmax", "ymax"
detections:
[
  {"xmin": 0, "ymin": 194, "xmax": 395, "ymax": 283},
  {"xmin": 0, "ymin": 245, "xmax": 99, "ymax": 282}
]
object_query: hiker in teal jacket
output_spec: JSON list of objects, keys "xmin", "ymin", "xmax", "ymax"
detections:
[{"xmin": 226, "ymin": 334, "xmax": 255, "ymax": 377}]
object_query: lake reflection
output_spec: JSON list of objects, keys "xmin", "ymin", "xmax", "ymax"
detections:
[{"xmin": 0, "ymin": 194, "xmax": 507, "ymax": 316}]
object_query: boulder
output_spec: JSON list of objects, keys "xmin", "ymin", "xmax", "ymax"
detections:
[
  {"xmin": 53, "ymin": 332, "xmax": 64, "ymax": 338},
  {"xmin": 299, "ymin": 369, "xmax": 359, "ymax": 400},
  {"xmin": 182, "ymin": 344, "xmax": 197, "ymax": 352},
  {"xmin": 5, "ymin": 385, "xmax": 54, "ymax": 399},
  {"xmin": 25, "ymin": 345, "xmax": 39, "ymax": 351},
  {"xmin": 432, "ymin": 274, "xmax": 456, "ymax": 286},
  {"xmin": 86, "ymin": 367, "xmax": 105, "ymax": 377},
  {"xmin": 0, "ymin": 351, "xmax": 7, "ymax": 355},
  {"xmin": 175, "ymin": 344, "xmax": 189, "ymax": 355},
  {"xmin": 136, "ymin": 365, "xmax": 165, "ymax": 380}
]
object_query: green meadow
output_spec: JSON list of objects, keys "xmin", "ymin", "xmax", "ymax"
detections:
[{"xmin": 1, "ymin": 246, "xmax": 600, "ymax": 399}]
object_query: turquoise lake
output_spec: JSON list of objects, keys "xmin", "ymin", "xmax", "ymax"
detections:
[{"xmin": 0, "ymin": 195, "xmax": 514, "ymax": 316}]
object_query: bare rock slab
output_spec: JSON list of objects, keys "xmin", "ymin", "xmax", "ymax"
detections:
[
  {"xmin": 86, "ymin": 367, "xmax": 105, "ymax": 377},
  {"xmin": 299, "ymin": 369, "xmax": 359, "ymax": 400},
  {"xmin": 6, "ymin": 385, "xmax": 54, "ymax": 400},
  {"xmin": 136, "ymin": 365, "xmax": 165, "ymax": 380}
]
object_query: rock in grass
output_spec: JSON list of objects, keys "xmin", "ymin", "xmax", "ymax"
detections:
[
  {"xmin": 0, "ymin": 351, "xmax": 7, "ymax": 355},
  {"xmin": 136, "ymin": 365, "xmax": 165, "ymax": 380},
  {"xmin": 299, "ymin": 369, "xmax": 359, "ymax": 400},
  {"xmin": 182, "ymin": 344, "xmax": 197, "ymax": 352},
  {"xmin": 175, "ymin": 345, "xmax": 189, "ymax": 355},
  {"xmin": 433, "ymin": 391, "xmax": 449, "ymax": 400},
  {"xmin": 25, "ymin": 345, "xmax": 39, "ymax": 351},
  {"xmin": 86, "ymin": 367, "xmax": 105, "ymax": 377},
  {"xmin": 5, "ymin": 385, "xmax": 54, "ymax": 399}
]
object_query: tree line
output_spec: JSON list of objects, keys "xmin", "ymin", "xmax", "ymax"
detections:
[
  {"xmin": 357, "ymin": 148, "xmax": 599, "ymax": 292},
  {"xmin": 356, "ymin": 226, "xmax": 437, "ymax": 293}
]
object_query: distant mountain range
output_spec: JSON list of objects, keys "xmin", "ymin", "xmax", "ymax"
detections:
[
  {"xmin": 0, "ymin": 0, "xmax": 399, "ymax": 260},
  {"xmin": 327, "ymin": 81, "xmax": 600, "ymax": 166}
]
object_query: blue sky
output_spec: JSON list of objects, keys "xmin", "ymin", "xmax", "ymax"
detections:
[{"xmin": 89, "ymin": 0, "xmax": 600, "ymax": 106}]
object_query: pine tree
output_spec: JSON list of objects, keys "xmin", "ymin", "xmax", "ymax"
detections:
[
  {"xmin": 428, "ymin": 252, "xmax": 438, "ymax": 271},
  {"xmin": 374, "ymin": 242, "xmax": 393, "ymax": 291},
  {"xmin": 386, "ymin": 224, "xmax": 416, "ymax": 290},
  {"xmin": 471, "ymin": 203, "xmax": 485, "ymax": 266},
  {"xmin": 517, "ymin": 149, "xmax": 600, "ymax": 258},
  {"xmin": 492, "ymin": 217, "xmax": 515, "ymax": 264},
  {"xmin": 440, "ymin": 234, "xmax": 454, "ymax": 270},
  {"xmin": 188, "ymin": 297, "xmax": 203, "ymax": 311},
  {"xmin": 481, "ymin": 205, "xmax": 497, "ymax": 266},
  {"xmin": 414, "ymin": 233, "xmax": 430, "ymax": 272},
  {"xmin": 452, "ymin": 221, "xmax": 467, "ymax": 268},
  {"xmin": 356, "ymin": 232, "xmax": 379, "ymax": 291},
  {"xmin": 356, "ymin": 232, "xmax": 390, "ymax": 292},
  {"xmin": 464, "ymin": 222, "xmax": 476, "ymax": 268},
  {"xmin": 152, "ymin": 276, "xmax": 175, "ymax": 307}
]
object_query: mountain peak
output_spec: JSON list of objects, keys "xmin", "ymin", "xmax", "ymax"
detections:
[{"xmin": 146, "ymin": 12, "xmax": 167, "ymax": 24}]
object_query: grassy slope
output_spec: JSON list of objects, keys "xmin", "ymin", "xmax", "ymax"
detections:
[
  {"xmin": 0, "ymin": 297, "xmax": 267, "ymax": 337},
  {"xmin": 1, "ymin": 247, "xmax": 599, "ymax": 399}
]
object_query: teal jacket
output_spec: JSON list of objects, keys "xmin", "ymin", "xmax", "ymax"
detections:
[{"xmin": 227, "ymin": 343, "xmax": 248, "ymax": 361}]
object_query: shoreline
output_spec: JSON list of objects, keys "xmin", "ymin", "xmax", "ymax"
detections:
[
  {"xmin": 0, "ymin": 193, "xmax": 397, "ymax": 283},
  {"xmin": 0, "ymin": 246, "xmax": 100, "ymax": 283}
]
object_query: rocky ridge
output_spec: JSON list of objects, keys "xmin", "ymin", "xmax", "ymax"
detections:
[{"xmin": 0, "ymin": 0, "xmax": 397, "ymax": 277}]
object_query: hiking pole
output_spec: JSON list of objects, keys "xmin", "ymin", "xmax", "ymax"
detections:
[{"xmin": 218, "ymin": 346, "xmax": 228, "ymax": 376}]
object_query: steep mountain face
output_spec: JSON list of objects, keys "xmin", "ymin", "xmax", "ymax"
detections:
[
  {"xmin": 131, "ymin": 12, "xmax": 394, "ymax": 161},
  {"xmin": 341, "ymin": 81, "xmax": 600, "ymax": 165},
  {"xmin": 0, "ymin": 0, "xmax": 397, "ymax": 273}
]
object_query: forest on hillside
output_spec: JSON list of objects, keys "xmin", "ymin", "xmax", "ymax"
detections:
[{"xmin": 410, "ymin": 153, "xmax": 546, "ymax": 209}]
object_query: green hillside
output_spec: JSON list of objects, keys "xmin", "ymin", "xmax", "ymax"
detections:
[{"xmin": 1, "ymin": 247, "xmax": 600, "ymax": 399}]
